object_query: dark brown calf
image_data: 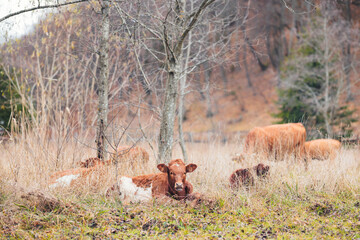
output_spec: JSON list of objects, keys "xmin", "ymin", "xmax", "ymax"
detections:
[{"xmin": 229, "ymin": 163, "xmax": 270, "ymax": 189}]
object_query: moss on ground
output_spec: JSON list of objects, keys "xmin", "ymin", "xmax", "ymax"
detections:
[{"xmin": 1, "ymin": 190, "xmax": 360, "ymax": 239}]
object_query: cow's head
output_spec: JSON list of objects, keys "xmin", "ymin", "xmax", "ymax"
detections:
[
  {"xmin": 231, "ymin": 154, "xmax": 245, "ymax": 163},
  {"xmin": 254, "ymin": 163, "xmax": 270, "ymax": 177},
  {"xmin": 80, "ymin": 157, "xmax": 104, "ymax": 168},
  {"xmin": 157, "ymin": 159, "xmax": 197, "ymax": 192}
]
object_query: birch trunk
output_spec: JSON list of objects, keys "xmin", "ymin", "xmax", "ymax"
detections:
[
  {"xmin": 158, "ymin": 57, "xmax": 182, "ymax": 163},
  {"xmin": 158, "ymin": 0, "xmax": 215, "ymax": 163},
  {"xmin": 96, "ymin": 0, "xmax": 110, "ymax": 161},
  {"xmin": 178, "ymin": 27, "xmax": 193, "ymax": 163},
  {"xmin": 344, "ymin": 0, "xmax": 353, "ymax": 102},
  {"xmin": 178, "ymin": 70, "xmax": 188, "ymax": 162},
  {"xmin": 241, "ymin": 23, "xmax": 252, "ymax": 87},
  {"xmin": 323, "ymin": 13, "xmax": 332, "ymax": 137},
  {"xmin": 203, "ymin": 61, "xmax": 213, "ymax": 118}
]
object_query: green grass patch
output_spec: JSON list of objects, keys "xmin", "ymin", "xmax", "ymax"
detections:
[{"xmin": 1, "ymin": 190, "xmax": 360, "ymax": 239}]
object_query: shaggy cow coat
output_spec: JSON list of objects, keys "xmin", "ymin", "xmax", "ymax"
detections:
[{"xmin": 229, "ymin": 163, "xmax": 270, "ymax": 189}]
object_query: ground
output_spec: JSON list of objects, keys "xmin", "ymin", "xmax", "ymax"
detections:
[
  {"xmin": 1, "ymin": 189, "xmax": 360, "ymax": 239},
  {"xmin": 1, "ymin": 142, "xmax": 360, "ymax": 239}
]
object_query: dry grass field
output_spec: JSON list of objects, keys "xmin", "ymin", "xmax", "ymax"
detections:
[{"xmin": 1, "ymin": 131, "xmax": 360, "ymax": 238}]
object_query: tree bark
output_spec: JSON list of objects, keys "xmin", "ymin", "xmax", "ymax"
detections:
[
  {"xmin": 158, "ymin": 0, "xmax": 215, "ymax": 163},
  {"xmin": 96, "ymin": 0, "xmax": 110, "ymax": 161},
  {"xmin": 323, "ymin": 13, "xmax": 332, "ymax": 138},
  {"xmin": 344, "ymin": 0, "xmax": 353, "ymax": 102},
  {"xmin": 220, "ymin": 65, "xmax": 228, "ymax": 93},
  {"xmin": 158, "ymin": 57, "xmax": 182, "ymax": 163},
  {"xmin": 203, "ymin": 61, "xmax": 213, "ymax": 118},
  {"xmin": 178, "ymin": 27, "xmax": 193, "ymax": 163},
  {"xmin": 241, "ymin": 23, "xmax": 252, "ymax": 87}
]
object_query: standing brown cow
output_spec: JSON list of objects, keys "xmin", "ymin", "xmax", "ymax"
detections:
[
  {"xmin": 242, "ymin": 123, "xmax": 306, "ymax": 161},
  {"xmin": 305, "ymin": 139, "xmax": 341, "ymax": 161}
]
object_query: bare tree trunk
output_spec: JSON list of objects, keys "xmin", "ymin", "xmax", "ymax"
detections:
[
  {"xmin": 158, "ymin": 0, "xmax": 215, "ymax": 163},
  {"xmin": 243, "ymin": 42, "xmax": 252, "ymax": 87},
  {"xmin": 235, "ymin": 28, "xmax": 242, "ymax": 71},
  {"xmin": 196, "ymin": 72, "xmax": 206, "ymax": 100},
  {"xmin": 178, "ymin": 28, "xmax": 193, "ymax": 163},
  {"xmin": 280, "ymin": 3, "xmax": 288, "ymax": 57},
  {"xmin": 178, "ymin": 75, "xmax": 188, "ymax": 162},
  {"xmin": 220, "ymin": 65, "xmax": 228, "ymax": 93},
  {"xmin": 158, "ymin": 57, "xmax": 182, "ymax": 163},
  {"xmin": 245, "ymin": 37, "xmax": 267, "ymax": 71},
  {"xmin": 96, "ymin": 0, "xmax": 110, "ymax": 161},
  {"xmin": 241, "ymin": 23, "xmax": 252, "ymax": 87},
  {"xmin": 203, "ymin": 61, "xmax": 213, "ymax": 118},
  {"xmin": 288, "ymin": 0, "xmax": 297, "ymax": 51},
  {"xmin": 323, "ymin": 13, "xmax": 332, "ymax": 138},
  {"xmin": 344, "ymin": 0, "xmax": 353, "ymax": 102}
]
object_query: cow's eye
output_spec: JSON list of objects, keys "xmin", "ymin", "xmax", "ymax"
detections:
[{"xmin": 170, "ymin": 172, "xmax": 174, "ymax": 175}]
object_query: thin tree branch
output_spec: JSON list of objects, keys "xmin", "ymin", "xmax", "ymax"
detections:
[
  {"xmin": 175, "ymin": 0, "xmax": 215, "ymax": 54},
  {"xmin": 0, "ymin": 0, "xmax": 88, "ymax": 23}
]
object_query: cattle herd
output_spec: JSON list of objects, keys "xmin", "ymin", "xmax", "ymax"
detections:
[{"xmin": 49, "ymin": 123, "xmax": 341, "ymax": 204}]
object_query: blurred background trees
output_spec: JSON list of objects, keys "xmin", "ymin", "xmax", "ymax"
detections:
[
  {"xmin": 0, "ymin": 0, "xmax": 360, "ymax": 166},
  {"xmin": 275, "ymin": 2, "xmax": 359, "ymax": 139}
]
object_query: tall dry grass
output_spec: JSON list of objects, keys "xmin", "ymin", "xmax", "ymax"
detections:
[{"xmin": 1, "ymin": 128, "xmax": 360, "ymax": 207}]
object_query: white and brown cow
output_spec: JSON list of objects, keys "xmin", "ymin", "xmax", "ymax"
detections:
[
  {"xmin": 108, "ymin": 159, "xmax": 198, "ymax": 203},
  {"xmin": 49, "ymin": 159, "xmax": 109, "ymax": 189}
]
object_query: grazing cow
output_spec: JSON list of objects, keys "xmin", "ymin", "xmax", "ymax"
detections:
[
  {"xmin": 243, "ymin": 123, "xmax": 306, "ymax": 161},
  {"xmin": 108, "ymin": 159, "xmax": 198, "ymax": 203},
  {"xmin": 305, "ymin": 139, "xmax": 341, "ymax": 161},
  {"xmin": 116, "ymin": 145, "xmax": 150, "ymax": 166},
  {"xmin": 229, "ymin": 163, "xmax": 270, "ymax": 189}
]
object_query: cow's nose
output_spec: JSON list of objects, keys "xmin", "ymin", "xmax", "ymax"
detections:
[{"xmin": 175, "ymin": 182, "xmax": 183, "ymax": 190}]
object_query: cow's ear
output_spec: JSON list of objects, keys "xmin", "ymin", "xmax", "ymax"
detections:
[
  {"xmin": 186, "ymin": 164, "xmax": 197, "ymax": 173},
  {"xmin": 157, "ymin": 164, "xmax": 168, "ymax": 173}
]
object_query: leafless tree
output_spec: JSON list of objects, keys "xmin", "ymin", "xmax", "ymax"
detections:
[
  {"xmin": 112, "ymin": 0, "xmax": 244, "ymax": 163},
  {"xmin": 95, "ymin": 0, "xmax": 110, "ymax": 160}
]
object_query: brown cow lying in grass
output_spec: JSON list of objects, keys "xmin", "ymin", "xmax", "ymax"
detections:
[
  {"xmin": 305, "ymin": 139, "xmax": 341, "ymax": 161},
  {"xmin": 50, "ymin": 158, "xmax": 108, "ymax": 188},
  {"xmin": 78, "ymin": 145, "xmax": 149, "ymax": 168},
  {"xmin": 229, "ymin": 163, "xmax": 270, "ymax": 190},
  {"xmin": 116, "ymin": 145, "xmax": 149, "ymax": 166},
  {"xmin": 79, "ymin": 157, "xmax": 108, "ymax": 168},
  {"xmin": 108, "ymin": 159, "xmax": 199, "ymax": 203}
]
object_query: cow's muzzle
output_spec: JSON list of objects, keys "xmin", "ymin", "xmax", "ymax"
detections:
[{"xmin": 175, "ymin": 182, "xmax": 183, "ymax": 191}]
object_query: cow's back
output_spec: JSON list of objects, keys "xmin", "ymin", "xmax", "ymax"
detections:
[
  {"xmin": 244, "ymin": 123, "xmax": 306, "ymax": 160},
  {"xmin": 245, "ymin": 127, "xmax": 271, "ymax": 153},
  {"xmin": 305, "ymin": 139, "xmax": 341, "ymax": 160},
  {"xmin": 116, "ymin": 146, "xmax": 150, "ymax": 166},
  {"xmin": 263, "ymin": 123, "xmax": 306, "ymax": 153},
  {"xmin": 115, "ymin": 173, "xmax": 158, "ymax": 202}
]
